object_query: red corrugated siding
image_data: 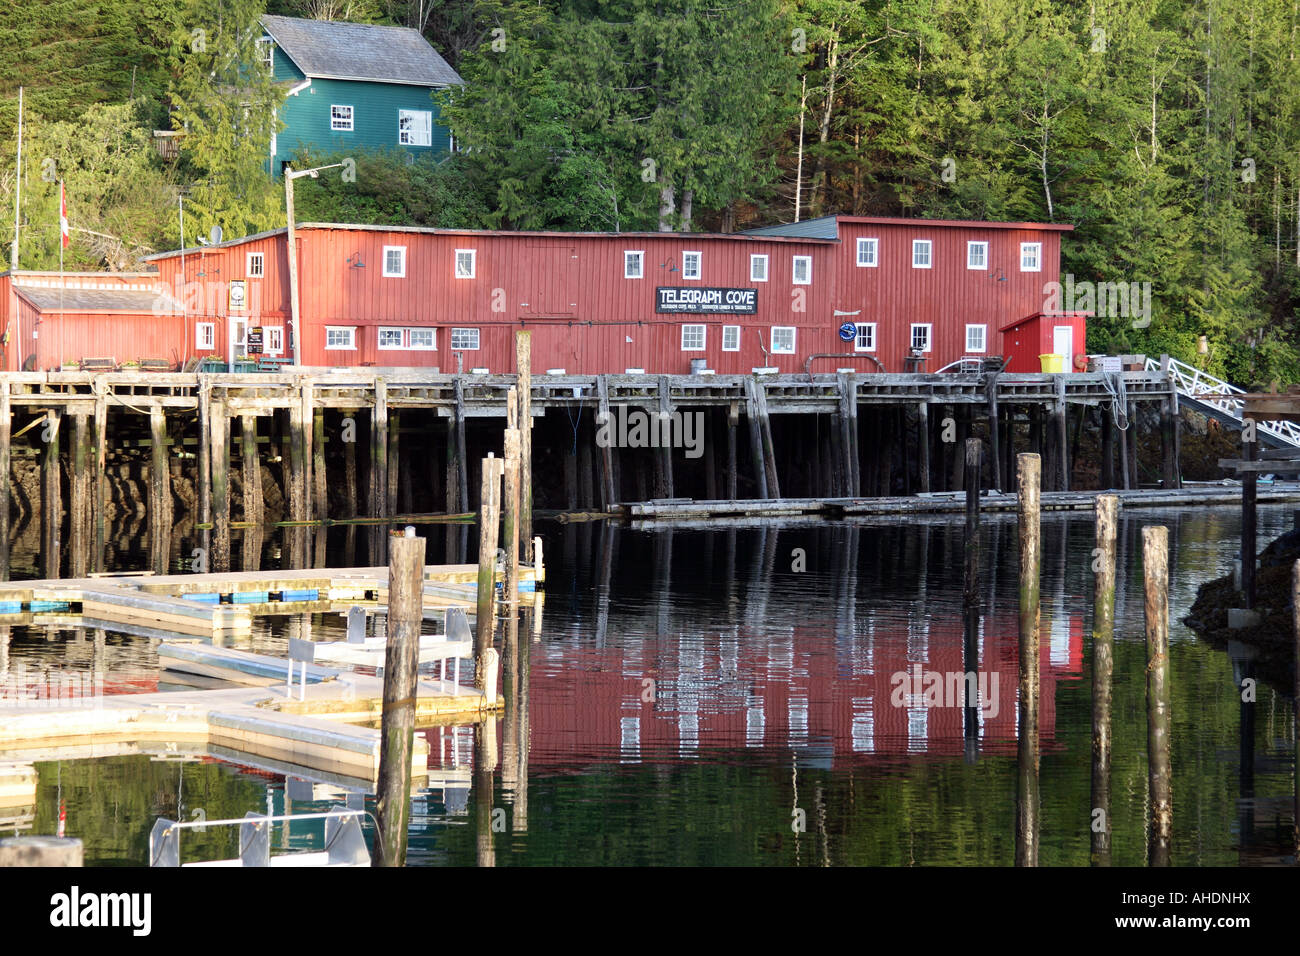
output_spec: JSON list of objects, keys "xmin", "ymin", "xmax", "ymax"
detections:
[
  {"xmin": 834, "ymin": 222, "xmax": 1063, "ymax": 372},
  {"xmin": 33, "ymin": 217, "xmax": 1078, "ymax": 372},
  {"xmin": 1001, "ymin": 313, "xmax": 1088, "ymax": 373}
]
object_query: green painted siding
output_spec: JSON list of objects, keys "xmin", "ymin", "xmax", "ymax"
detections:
[{"xmin": 266, "ymin": 45, "xmax": 452, "ymax": 171}]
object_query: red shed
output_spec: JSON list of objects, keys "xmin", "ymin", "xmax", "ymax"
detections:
[{"xmin": 998, "ymin": 311, "xmax": 1089, "ymax": 373}]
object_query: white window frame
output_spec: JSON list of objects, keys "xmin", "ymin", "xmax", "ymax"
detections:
[
  {"xmin": 377, "ymin": 327, "xmax": 405, "ymax": 351},
  {"xmin": 792, "ymin": 256, "xmax": 812, "ymax": 285},
  {"xmin": 854, "ymin": 322, "xmax": 877, "ymax": 352},
  {"xmin": 624, "ymin": 250, "xmax": 644, "ymax": 279},
  {"xmin": 965, "ymin": 324, "xmax": 987, "ymax": 353},
  {"xmin": 455, "ymin": 248, "xmax": 476, "ymax": 279},
  {"xmin": 912, "ymin": 239, "xmax": 933, "ymax": 269},
  {"xmin": 750, "ymin": 255, "xmax": 768, "ymax": 282},
  {"xmin": 325, "ymin": 326, "xmax": 356, "ymax": 350},
  {"xmin": 856, "ymin": 237, "xmax": 879, "ymax": 267},
  {"xmin": 256, "ymin": 37, "xmax": 274, "ymax": 70},
  {"xmin": 680, "ymin": 250, "xmax": 702, "ymax": 280},
  {"xmin": 330, "ymin": 104, "xmax": 354, "ymax": 132},
  {"xmin": 910, "ymin": 323, "xmax": 933, "ymax": 353},
  {"xmin": 450, "ymin": 327, "xmax": 480, "ymax": 350},
  {"xmin": 1020, "ymin": 242, "xmax": 1042, "ymax": 272},
  {"xmin": 966, "ymin": 241, "xmax": 988, "ymax": 270},
  {"xmin": 398, "ymin": 109, "xmax": 432, "ymax": 147},
  {"xmin": 196, "ymin": 322, "xmax": 215, "ymax": 350},
  {"xmin": 722, "ymin": 325, "xmax": 741, "ymax": 351},
  {"xmin": 382, "ymin": 245, "xmax": 406, "ymax": 278},
  {"xmin": 680, "ymin": 323, "xmax": 706, "ymax": 351},
  {"xmin": 246, "ymin": 252, "xmax": 265, "ymax": 278},
  {"xmin": 771, "ymin": 326, "xmax": 796, "ymax": 354},
  {"xmin": 407, "ymin": 327, "xmax": 436, "ymax": 351},
  {"xmin": 265, "ymin": 325, "xmax": 284, "ymax": 355}
]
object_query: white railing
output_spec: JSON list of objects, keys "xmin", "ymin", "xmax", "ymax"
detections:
[{"xmin": 1147, "ymin": 356, "xmax": 1300, "ymax": 448}]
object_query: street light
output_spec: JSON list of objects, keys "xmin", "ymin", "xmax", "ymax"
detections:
[{"xmin": 284, "ymin": 162, "xmax": 345, "ymax": 366}]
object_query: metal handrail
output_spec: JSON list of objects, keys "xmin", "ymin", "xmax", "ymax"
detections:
[{"xmin": 1147, "ymin": 356, "xmax": 1300, "ymax": 448}]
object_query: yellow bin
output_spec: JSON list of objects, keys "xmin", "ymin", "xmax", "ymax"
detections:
[{"xmin": 1039, "ymin": 353, "xmax": 1065, "ymax": 373}]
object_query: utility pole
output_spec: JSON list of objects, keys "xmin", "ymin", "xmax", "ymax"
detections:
[{"xmin": 283, "ymin": 163, "xmax": 344, "ymax": 366}]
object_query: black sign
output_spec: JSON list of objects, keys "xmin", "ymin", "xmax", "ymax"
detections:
[
  {"xmin": 656, "ymin": 287, "xmax": 757, "ymax": 315},
  {"xmin": 246, "ymin": 327, "xmax": 263, "ymax": 354}
]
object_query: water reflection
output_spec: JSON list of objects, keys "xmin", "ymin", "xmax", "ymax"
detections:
[{"xmin": 7, "ymin": 506, "xmax": 1300, "ymax": 866}]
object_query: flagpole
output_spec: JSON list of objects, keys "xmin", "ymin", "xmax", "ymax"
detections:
[
  {"xmin": 59, "ymin": 180, "xmax": 64, "ymax": 347},
  {"xmin": 10, "ymin": 86, "xmax": 21, "ymax": 272}
]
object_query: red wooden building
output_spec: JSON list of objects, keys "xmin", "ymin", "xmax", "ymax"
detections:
[{"xmin": 1, "ymin": 214, "xmax": 1080, "ymax": 374}]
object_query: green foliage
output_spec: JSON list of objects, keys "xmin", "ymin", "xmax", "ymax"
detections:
[
  {"xmin": 0, "ymin": 102, "xmax": 177, "ymax": 270},
  {"xmin": 167, "ymin": 0, "xmax": 283, "ymax": 241},
  {"xmin": 289, "ymin": 149, "xmax": 490, "ymax": 228}
]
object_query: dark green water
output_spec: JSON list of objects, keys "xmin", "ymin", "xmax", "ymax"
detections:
[{"xmin": 6, "ymin": 506, "xmax": 1297, "ymax": 865}]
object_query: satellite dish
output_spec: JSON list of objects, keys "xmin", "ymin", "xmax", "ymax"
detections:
[{"xmin": 210, "ymin": 225, "xmax": 223, "ymax": 245}]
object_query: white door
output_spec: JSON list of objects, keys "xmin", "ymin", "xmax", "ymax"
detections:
[
  {"xmin": 1052, "ymin": 325, "xmax": 1073, "ymax": 370},
  {"xmin": 229, "ymin": 318, "xmax": 247, "ymax": 366}
]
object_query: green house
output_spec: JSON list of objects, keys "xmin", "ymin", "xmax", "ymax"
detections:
[{"xmin": 258, "ymin": 15, "xmax": 462, "ymax": 173}]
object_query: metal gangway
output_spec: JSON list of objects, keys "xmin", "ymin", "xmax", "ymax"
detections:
[{"xmin": 1147, "ymin": 355, "xmax": 1300, "ymax": 449}]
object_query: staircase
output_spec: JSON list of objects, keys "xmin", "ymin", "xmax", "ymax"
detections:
[{"xmin": 1147, "ymin": 355, "xmax": 1300, "ymax": 449}]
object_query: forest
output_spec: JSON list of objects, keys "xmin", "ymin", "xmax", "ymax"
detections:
[{"xmin": 0, "ymin": 0, "xmax": 1298, "ymax": 385}]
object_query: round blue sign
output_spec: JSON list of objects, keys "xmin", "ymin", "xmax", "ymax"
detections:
[{"xmin": 838, "ymin": 321, "xmax": 857, "ymax": 342}]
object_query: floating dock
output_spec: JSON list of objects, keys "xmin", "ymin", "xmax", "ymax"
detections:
[
  {"xmin": 0, "ymin": 563, "xmax": 541, "ymax": 639},
  {"xmin": 620, "ymin": 484, "xmax": 1300, "ymax": 526}
]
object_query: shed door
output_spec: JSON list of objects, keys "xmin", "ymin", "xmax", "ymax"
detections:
[{"xmin": 1052, "ymin": 325, "xmax": 1073, "ymax": 369}]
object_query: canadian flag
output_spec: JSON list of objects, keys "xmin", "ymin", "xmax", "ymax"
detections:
[{"xmin": 59, "ymin": 181, "xmax": 69, "ymax": 248}]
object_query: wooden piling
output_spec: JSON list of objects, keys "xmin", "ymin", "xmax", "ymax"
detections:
[
  {"xmin": 655, "ymin": 376, "xmax": 675, "ymax": 499},
  {"xmin": 504, "ymin": 428, "xmax": 521, "ymax": 608},
  {"xmin": 70, "ymin": 412, "xmax": 90, "ymax": 578},
  {"xmin": 1090, "ymin": 494, "xmax": 1119, "ymax": 866},
  {"xmin": 596, "ymin": 376, "xmax": 617, "ymax": 508},
  {"xmin": 92, "ymin": 385, "xmax": 107, "ymax": 572},
  {"xmin": 1054, "ymin": 378, "xmax": 1069, "ymax": 491},
  {"xmin": 516, "ymin": 331, "xmax": 533, "ymax": 563},
  {"xmin": 1242, "ymin": 433, "xmax": 1257, "ymax": 608},
  {"xmin": 147, "ymin": 408, "xmax": 168, "ymax": 576},
  {"xmin": 447, "ymin": 381, "xmax": 467, "ymax": 560},
  {"xmin": 962, "ymin": 438, "xmax": 981, "ymax": 754},
  {"xmin": 842, "ymin": 373, "xmax": 859, "ymax": 496},
  {"xmin": 964, "ymin": 439, "xmax": 981, "ymax": 606},
  {"xmin": 917, "ymin": 401, "xmax": 931, "ymax": 494},
  {"xmin": 1142, "ymin": 524, "xmax": 1172, "ymax": 866},
  {"xmin": 475, "ymin": 455, "xmax": 503, "ymax": 684},
  {"xmin": 241, "ymin": 416, "xmax": 262, "ymax": 525},
  {"xmin": 370, "ymin": 378, "xmax": 389, "ymax": 523},
  {"xmin": 1292, "ymin": 560, "xmax": 1300, "ymax": 860},
  {"xmin": 1101, "ymin": 408, "xmax": 1115, "ymax": 489},
  {"xmin": 343, "ymin": 410, "xmax": 359, "ymax": 518},
  {"xmin": 1015, "ymin": 452, "xmax": 1041, "ymax": 867},
  {"xmin": 726, "ymin": 401, "xmax": 739, "ymax": 500},
  {"xmin": 313, "ymin": 408, "xmax": 327, "ymax": 523},
  {"xmin": 745, "ymin": 378, "xmax": 768, "ymax": 498},
  {"xmin": 41, "ymin": 410, "xmax": 61, "ymax": 580},
  {"xmin": 210, "ymin": 404, "xmax": 230, "ymax": 573},
  {"xmin": 372, "ymin": 531, "xmax": 425, "ymax": 867},
  {"xmin": 1126, "ymin": 401, "xmax": 1139, "ymax": 487},
  {"xmin": 386, "ymin": 410, "xmax": 400, "ymax": 520},
  {"xmin": 198, "ymin": 384, "xmax": 211, "ymax": 560},
  {"xmin": 987, "ymin": 387, "xmax": 1002, "ymax": 492},
  {"xmin": 576, "ymin": 420, "xmax": 594, "ymax": 509}
]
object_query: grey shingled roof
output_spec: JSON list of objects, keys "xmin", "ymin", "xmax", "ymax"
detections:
[
  {"xmin": 15, "ymin": 286, "xmax": 169, "ymax": 313},
  {"xmin": 261, "ymin": 15, "xmax": 462, "ymax": 87},
  {"xmin": 742, "ymin": 216, "xmax": 841, "ymax": 240}
]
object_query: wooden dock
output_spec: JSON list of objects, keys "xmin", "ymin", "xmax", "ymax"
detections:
[
  {"xmin": 0, "ymin": 366, "xmax": 1179, "ymax": 579},
  {"xmin": 0, "ymin": 562, "xmax": 542, "ymax": 638},
  {"xmin": 619, "ymin": 483, "xmax": 1300, "ymax": 525},
  {"xmin": 0, "ymin": 664, "xmax": 497, "ymax": 784}
]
